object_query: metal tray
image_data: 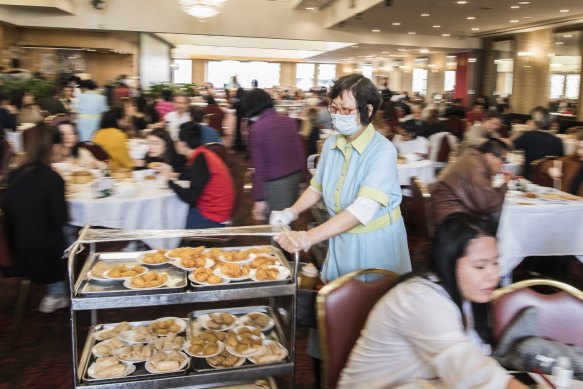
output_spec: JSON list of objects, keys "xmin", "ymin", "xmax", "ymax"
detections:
[
  {"xmin": 77, "ymin": 252, "xmax": 187, "ymax": 297},
  {"xmin": 188, "ymin": 246, "xmax": 294, "ymax": 291},
  {"xmin": 188, "ymin": 306, "xmax": 291, "ymax": 373},
  {"xmin": 82, "ymin": 319, "xmax": 189, "ymax": 385}
]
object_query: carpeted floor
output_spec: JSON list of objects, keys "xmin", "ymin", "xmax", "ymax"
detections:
[{"xmin": 1, "ymin": 148, "xmax": 581, "ymax": 389}]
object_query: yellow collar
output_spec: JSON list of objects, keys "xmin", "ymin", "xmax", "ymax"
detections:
[{"xmin": 331, "ymin": 123, "xmax": 375, "ymax": 155}]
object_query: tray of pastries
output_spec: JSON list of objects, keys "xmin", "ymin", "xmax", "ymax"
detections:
[
  {"xmin": 188, "ymin": 306, "xmax": 290, "ymax": 373},
  {"xmin": 83, "ymin": 318, "xmax": 189, "ymax": 384},
  {"xmin": 77, "ymin": 251, "xmax": 187, "ymax": 297}
]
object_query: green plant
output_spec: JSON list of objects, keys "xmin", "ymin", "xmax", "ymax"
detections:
[
  {"xmin": 0, "ymin": 78, "xmax": 58, "ymax": 100},
  {"xmin": 145, "ymin": 82, "xmax": 198, "ymax": 97}
]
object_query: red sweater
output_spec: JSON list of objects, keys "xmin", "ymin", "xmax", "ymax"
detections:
[{"xmin": 187, "ymin": 147, "xmax": 234, "ymax": 222}]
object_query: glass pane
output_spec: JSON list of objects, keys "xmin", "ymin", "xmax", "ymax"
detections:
[
  {"xmin": 412, "ymin": 68, "xmax": 428, "ymax": 96},
  {"xmin": 361, "ymin": 65, "xmax": 373, "ymax": 79},
  {"xmin": 296, "ymin": 63, "xmax": 315, "ymax": 90},
  {"xmin": 172, "ymin": 60, "xmax": 192, "ymax": 84},
  {"xmin": 565, "ymin": 74, "xmax": 580, "ymax": 99},
  {"xmin": 549, "ymin": 31, "xmax": 581, "ymax": 106},
  {"xmin": 493, "ymin": 40, "xmax": 514, "ymax": 96},
  {"xmin": 550, "ymin": 74, "xmax": 565, "ymax": 100},
  {"xmin": 444, "ymin": 70, "xmax": 456, "ymax": 92},
  {"xmin": 317, "ymin": 64, "xmax": 336, "ymax": 87}
]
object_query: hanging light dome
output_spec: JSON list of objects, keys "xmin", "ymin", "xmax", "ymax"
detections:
[{"xmin": 178, "ymin": 0, "xmax": 227, "ymax": 19}]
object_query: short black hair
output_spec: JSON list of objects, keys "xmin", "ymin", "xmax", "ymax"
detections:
[
  {"xmin": 529, "ymin": 106, "xmax": 551, "ymax": 131},
  {"xmin": 328, "ymin": 73, "xmax": 381, "ymax": 126},
  {"xmin": 478, "ymin": 138, "xmax": 509, "ymax": 159},
  {"xmin": 189, "ymin": 107, "xmax": 205, "ymax": 123},
  {"xmin": 81, "ymin": 80, "xmax": 98, "ymax": 90},
  {"xmin": 161, "ymin": 89, "xmax": 173, "ymax": 102},
  {"xmin": 100, "ymin": 107, "xmax": 124, "ymax": 129},
  {"xmin": 241, "ymin": 88, "xmax": 274, "ymax": 117},
  {"xmin": 482, "ymin": 109, "xmax": 501, "ymax": 122},
  {"xmin": 178, "ymin": 121, "xmax": 202, "ymax": 149}
]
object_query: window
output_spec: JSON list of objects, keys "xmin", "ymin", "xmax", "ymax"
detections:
[
  {"xmin": 444, "ymin": 70, "xmax": 456, "ymax": 92},
  {"xmin": 565, "ymin": 74, "xmax": 580, "ymax": 99},
  {"xmin": 549, "ymin": 31, "xmax": 581, "ymax": 102},
  {"xmin": 207, "ymin": 60, "xmax": 280, "ymax": 88},
  {"xmin": 492, "ymin": 40, "xmax": 514, "ymax": 96},
  {"xmin": 172, "ymin": 60, "xmax": 192, "ymax": 84},
  {"xmin": 412, "ymin": 68, "xmax": 428, "ymax": 96},
  {"xmin": 317, "ymin": 64, "xmax": 336, "ymax": 87},
  {"xmin": 550, "ymin": 74, "xmax": 565, "ymax": 100},
  {"xmin": 361, "ymin": 64, "xmax": 373, "ymax": 79},
  {"xmin": 296, "ymin": 63, "xmax": 315, "ymax": 90}
]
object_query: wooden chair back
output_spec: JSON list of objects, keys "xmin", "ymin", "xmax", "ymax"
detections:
[
  {"xmin": 410, "ymin": 176, "xmax": 434, "ymax": 238},
  {"xmin": 529, "ymin": 156, "xmax": 560, "ymax": 185}
]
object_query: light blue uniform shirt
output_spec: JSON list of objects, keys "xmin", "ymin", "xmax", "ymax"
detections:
[
  {"xmin": 76, "ymin": 91, "xmax": 108, "ymax": 142},
  {"xmin": 310, "ymin": 124, "xmax": 411, "ymax": 281}
]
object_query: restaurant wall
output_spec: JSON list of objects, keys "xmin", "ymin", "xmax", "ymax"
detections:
[
  {"xmin": 511, "ymin": 29, "xmax": 553, "ymax": 114},
  {"xmin": 192, "ymin": 59, "xmax": 205, "ymax": 85}
]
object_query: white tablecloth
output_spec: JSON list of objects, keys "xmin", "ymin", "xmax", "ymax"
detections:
[
  {"xmin": 397, "ymin": 160, "xmax": 435, "ymax": 186},
  {"xmin": 497, "ymin": 192, "xmax": 583, "ymax": 282},
  {"xmin": 68, "ymin": 182, "xmax": 189, "ymax": 248},
  {"xmin": 396, "ymin": 374, "xmax": 583, "ymax": 388}
]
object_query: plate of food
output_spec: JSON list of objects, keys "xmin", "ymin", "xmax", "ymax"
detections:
[
  {"xmin": 183, "ymin": 331, "xmax": 225, "ymax": 358},
  {"xmin": 137, "ymin": 250, "xmax": 170, "ymax": 266},
  {"xmin": 103, "ymin": 265, "xmax": 148, "ymax": 280},
  {"xmin": 198, "ymin": 312, "xmax": 237, "ymax": 331},
  {"xmin": 118, "ymin": 326, "xmax": 157, "ymax": 344},
  {"xmin": 224, "ymin": 326, "xmax": 264, "ymax": 358},
  {"xmin": 249, "ymin": 256, "xmax": 280, "ymax": 269},
  {"xmin": 244, "ymin": 246, "xmax": 276, "ymax": 256},
  {"xmin": 247, "ymin": 340, "xmax": 288, "ymax": 364},
  {"xmin": 171, "ymin": 257, "xmax": 214, "ymax": 271},
  {"xmin": 145, "ymin": 350, "xmax": 189, "ymax": 374},
  {"xmin": 87, "ymin": 357, "xmax": 135, "ymax": 379},
  {"xmin": 165, "ymin": 246, "xmax": 206, "ymax": 261},
  {"xmin": 213, "ymin": 263, "xmax": 251, "ymax": 282},
  {"xmin": 93, "ymin": 322, "xmax": 133, "ymax": 341},
  {"xmin": 86, "ymin": 262, "xmax": 119, "ymax": 282},
  {"xmin": 116, "ymin": 344, "xmax": 156, "ymax": 363},
  {"xmin": 236, "ymin": 312, "xmax": 274, "ymax": 332},
  {"xmin": 188, "ymin": 268, "xmax": 229, "ymax": 286},
  {"xmin": 148, "ymin": 317, "xmax": 187, "ymax": 336},
  {"xmin": 123, "ymin": 271, "xmax": 169, "ymax": 290},
  {"xmin": 151, "ymin": 334, "xmax": 184, "ymax": 352},
  {"xmin": 206, "ymin": 350, "xmax": 246, "ymax": 369},
  {"xmin": 250, "ymin": 266, "xmax": 290, "ymax": 282},
  {"xmin": 92, "ymin": 338, "xmax": 128, "ymax": 358}
]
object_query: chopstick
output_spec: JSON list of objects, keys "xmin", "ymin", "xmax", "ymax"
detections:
[
  {"xmin": 553, "ymin": 160, "xmax": 562, "ymax": 191},
  {"xmin": 532, "ymin": 368, "xmax": 557, "ymax": 389}
]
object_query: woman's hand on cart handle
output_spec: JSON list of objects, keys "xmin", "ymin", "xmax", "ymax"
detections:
[
  {"xmin": 274, "ymin": 230, "xmax": 311, "ymax": 253},
  {"xmin": 269, "ymin": 208, "xmax": 298, "ymax": 225}
]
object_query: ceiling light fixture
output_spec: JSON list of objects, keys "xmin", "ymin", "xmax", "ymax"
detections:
[
  {"xmin": 471, "ymin": 27, "xmax": 480, "ymax": 31},
  {"xmin": 442, "ymin": 33, "xmax": 451, "ymax": 37},
  {"xmin": 555, "ymin": 41, "xmax": 565, "ymax": 45},
  {"xmin": 467, "ymin": 16, "xmax": 475, "ymax": 20},
  {"xmin": 510, "ymin": 5, "xmax": 519, "ymax": 9},
  {"xmin": 509, "ymin": 19, "xmax": 519, "ymax": 23},
  {"xmin": 420, "ymin": 49, "xmax": 429, "ymax": 53},
  {"xmin": 433, "ymin": 25, "xmax": 441, "ymax": 28},
  {"xmin": 559, "ymin": 9, "xmax": 570, "ymax": 13},
  {"xmin": 408, "ymin": 32, "xmax": 416, "ymax": 34},
  {"xmin": 421, "ymin": 13, "xmax": 430, "ymax": 16},
  {"xmin": 179, "ymin": 0, "xmax": 227, "ymax": 19},
  {"xmin": 305, "ymin": 7, "xmax": 315, "ymax": 10},
  {"xmin": 518, "ymin": 1, "xmax": 530, "ymax": 3},
  {"xmin": 457, "ymin": 1, "xmax": 467, "ymax": 4},
  {"xmin": 392, "ymin": 22, "xmax": 401, "ymax": 26},
  {"xmin": 372, "ymin": 29, "xmax": 381, "ymax": 32},
  {"xmin": 563, "ymin": 34, "xmax": 573, "ymax": 38}
]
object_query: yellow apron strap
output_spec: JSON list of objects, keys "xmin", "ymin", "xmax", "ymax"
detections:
[{"xmin": 347, "ymin": 207, "xmax": 402, "ymax": 234}]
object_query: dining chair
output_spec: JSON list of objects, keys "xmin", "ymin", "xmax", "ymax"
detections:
[
  {"xmin": 529, "ymin": 156, "xmax": 560, "ymax": 185},
  {"xmin": 444, "ymin": 115, "xmax": 465, "ymax": 139},
  {"xmin": 492, "ymin": 279, "xmax": 583, "ymax": 348},
  {"xmin": 410, "ymin": 176, "xmax": 434, "ymax": 239},
  {"xmin": 317, "ymin": 268, "xmax": 400, "ymax": 389}
]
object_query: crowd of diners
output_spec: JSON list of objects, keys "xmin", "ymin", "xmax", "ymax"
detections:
[{"xmin": 1, "ymin": 70, "xmax": 582, "ymax": 388}]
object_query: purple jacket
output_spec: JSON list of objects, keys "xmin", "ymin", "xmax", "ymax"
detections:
[{"xmin": 249, "ymin": 108, "xmax": 305, "ymax": 200}]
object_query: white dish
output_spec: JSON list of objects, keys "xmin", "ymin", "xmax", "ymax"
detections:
[
  {"xmin": 122, "ymin": 274, "xmax": 169, "ymax": 290},
  {"xmin": 149, "ymin": 317, "xmax": 187, "ymax": 335},
  {"xmin": 225, "ymin": 343, "xmax": 262, "ymax": 358},
  {"xmin": 207, "ymin": 353, "xmax": 246, "ymax": 369},
  {"xmin": 87, "ymin": 360, "xmax": 135, "ymax": 379},
  {"xmin": 145, "ymin": 351, "xmax": 189, "ymax": 374},
  {"xmin": 102, "ymin": 267, "xmax": 148, "ymax": 281},
  {"xmin": 217, "ymin": 252, "xmax": 256, "ymax": 264},
  {"xmin": 182, "ymin": 340, "xmax": 224, "ymax": 358},
  {"xmin": 197, "ymin": 313, "xmax": 238, "ymax": 332},
  {"xmin": 247, "ymin": 340, "xmax": 288, "ymax": 364},
  {"xmin": 86, "ymin": 270, "xmax": 120, "ymax": 283},
  {"xmin": 236, "ymin": 312, "xmax": 275, "ymax": 332},
  {"xmin": 171, "ymin": 257, "xmax": 214, "ymax": 271},
  {"xmin": 188, "ymin": 272, "xmax": 231, "ymax": 286},
  {"xmin": 91, "ymin": 338, "xmax": 128, "ymax": 358},
  {"xmin": 250, "ymin": 266, "xmax": 290, "ymax": 282},
  {"xmin": 212, "ymin": 267, "xmax": 251, "ymax": 282},
  {"xmin": 118, "ymin": 328, "xmax": 157, "ymax": 344},
  {"xmin": 136, "ymin": 250, "xmax": 171, "ymax": 266}
]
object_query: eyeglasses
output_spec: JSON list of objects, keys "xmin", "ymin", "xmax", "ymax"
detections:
[{"xmin": 328, "ymin": 106, "xmax": 358, "ymax": 115}]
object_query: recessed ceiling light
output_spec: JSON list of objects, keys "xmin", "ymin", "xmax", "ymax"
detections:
[
  {"xmin": 433, "ymin": 25, "xmax": 441, "ymax": 28},
  {"xmin": 392, "ymin": 22, "xmax": 401, "ymax": 26},
  {"xmin": 408, "ymin": 31, "xmax": 416, "ymax": 34},
  {"xmin": 522, "ymin": 16, "xmax": 532, "ymax": 19},
  {"xmin": 510, "ymin": 5, "xmax": 520, "ymax": 9},
  {"xmin": 421, "ymin": 13, "xmax": 430, "ymax": 17},
  {"xmin": 442, "ymin": 33, "xmax": 451, "ymax": 37},
  {"xmin": 518, "ymin": 1, "xmax": 530, "ymax": 3},
  {"xmin": 305, "ymin": 7, "xmax": 315, "ymax": 10},
  {"xmin": 509, "ymin": 19, "xmax": 519, "ymax": 23},
  {"xmin": 563, "ymin": 34, "xmax": 573, "ymax": 38},
  {"xmin": 471, "ymin": 27, "xmax": 480, "ymax": 31},
  {"xmin": 382, "ymin": 51, "xmax": 389, "ymax": 54},
  {"xmin": 555, "ymin": 41, "xmax": 565, "ymax": 45},
  {"xmin": 560, "ymin": 9, "xmax": 570, "ymax": 13},
  {"xmin": 398, "ymin": 48, "xmax": 407, "ymax": 52},
  {"xmin": 420, "ymin": 49, "xmax": 429, "ymax": 53},
  {"xmin": 372, "ymin": 29, "xmax": 381, "ymax": 32},
  {"xmin": 457, "ymin": 1, "xmax": 467, "ymax": 4},
  {"xmin": 467, "ymin": 16, "xmax": 476, "ymax": 20}
]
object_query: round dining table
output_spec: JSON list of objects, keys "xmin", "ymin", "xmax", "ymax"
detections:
[
  {"xmin": 397, "ymin": 159, "xmax": 435, "ymax": 186},
  {"xmin": 67, "ymin": 180, "xmax": 189, "ymax": 248}
]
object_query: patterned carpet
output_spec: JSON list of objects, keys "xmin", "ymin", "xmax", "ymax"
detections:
[{"xmin": 1, "ymin": 148, "xmax": 581, "ymax": 389}]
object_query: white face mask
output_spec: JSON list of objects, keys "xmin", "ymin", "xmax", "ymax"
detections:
[{"xmin": 331, "ymin": 113, "xmax": 360, "ymax": 136}]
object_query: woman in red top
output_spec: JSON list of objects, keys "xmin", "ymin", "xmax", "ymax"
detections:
[
  {"xmin": 203, "ymin": 95, "xmax": 225, "ymax": 135},
  {"xmin": 156, "ymin": 121, "xmax": 235, "ymax": 229}
]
